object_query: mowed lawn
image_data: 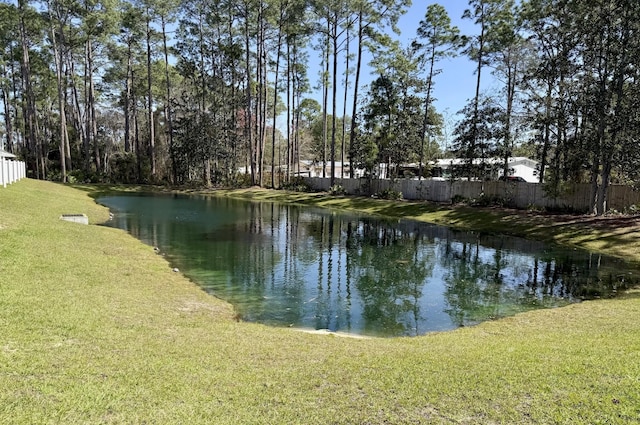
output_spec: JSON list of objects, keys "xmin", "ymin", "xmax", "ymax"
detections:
[{"xmin": 1, "ymin": 179, "xmax": 639, "ymax": 424}]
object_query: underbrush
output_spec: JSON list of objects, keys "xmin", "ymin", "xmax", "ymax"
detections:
[
  {"xmin": 280, "ymin": 176, "xmax": 312, "ymax": 192},
  {"xmin": 376, "ymin": 188, "xmax": 403, "ymax": 200}
]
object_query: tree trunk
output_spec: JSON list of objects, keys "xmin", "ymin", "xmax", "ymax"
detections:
[
  {"xmin": 161, "ymin": 15, "xmax": 175, "ymax": 183},
  {"xmin": 68, "ymin": 57, "xmax": 85, "ymax": 163},
  {"xmin": 321, "ymin": 19, "xmax": 329, "ymax": 179},
  {"xmin": 244, "ymin": 9, "xmax": 255, "ymax": 186},
  {"xmin": 341, "ymin": 22, "xmax": 349, "ymax": 180},
  {"xmin": 330, "ymin": 13, "xmax": 338, "ymax": 187},
  {"xmin": 286, "ymin": 35, "xmax": 291, "ymax": 183},
  {"xmin": 502, "ymin": 48, "xmax": 516, "ymax": 180},
  {"xmin": 124, "ymin": 41, "xmax": 132, "ymax": 153},
  {"xmin": 470, "ymin": 14, "xmax": 485, "ymax": 180},
  {"xmin": 84, "ymin": 38, "xmax": 91, "ymax": 172},
  {"xmin": 49, "ymin": 6, "xmax": 68, "ymax": 182},
  {"xmin": 146, "ymin": 11, "xmax": 156, "ymax": 177},
  {"xmin": 18, "ymin": 0, "xmax": 39, "ymax": 178},
  {"xmin": 349, "ymin": 9, "xmax": 363, "ymax": 179},
  {"xmin": 259, "ymin": 35, "xmax": 267, "ymax": 187},
  {"xmin": 271, "ymin": 4, "xmax": 283, "ymax": 189},
  {"xmin": 1, "ymin": 63, "xmax": 14, "ymax": 154},
  {"xmin": 419, "ymin": 41, "xmax": 436, "ymax": 181},
  {"xmin": 89, "ymin": 43, "xmax": 100, "ymax": 173},
  {"xmin": 538, "ymin": 82, "xmax": 552, "ymax": 185}
]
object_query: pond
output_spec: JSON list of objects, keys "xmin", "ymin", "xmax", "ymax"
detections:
[{"xmin": 98, "ymin": 193, "xmax": 640, "ymax": 337}]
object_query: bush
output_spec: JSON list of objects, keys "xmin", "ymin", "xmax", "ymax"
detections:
[
  {"xmin": 626, "ymin": 204, "xmax": 640, "ymax": 215},
  {"xmin": 451, "ymin": 194, "xmax": 467, "ymax": 204},
  {"xmin": 108, "ymin": 152, "xmax": 137, "ymax": 184},
  {"xmin": 281, "ymin": 177, "xmax": 311, "ymax": 192},
  {"xmin": 527, "ymin": 203, "xmax": 545, "ymax": 213},
  {"xmin": 329, "ymin": 184, "xmax": 346, "ymax": 196},
  {"xmin": 46, "ymin": 170, "xmax": 62, "ymax": 182},
  {"xmin": 376, "ymin": 188, "xmax": 403, "ymax": 200},
  {"xmin": 67, "ymin": 169, "xmax": 106, "ymax": 184},
  {"xmin": 233, "ymin": 173, "xmax": 253, "ymax": 188},
  {"xmin": 471, "ymin": 194, "xmax": 508, "ymax": 207}
]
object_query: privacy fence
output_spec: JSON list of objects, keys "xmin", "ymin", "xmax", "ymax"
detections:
[
  {"xmin": 0, "ymin": 156, "xmax": 26, "ymax": 188},
  {"xmin": 303, "ymin": 177, "xmax": 640, "ymax": 213}
]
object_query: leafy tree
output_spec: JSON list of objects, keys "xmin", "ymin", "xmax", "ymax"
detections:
[
  {"xmin": 361, "ymin": 60, "xmax": 423, "ymax": 179},
  {"xmin": 521, "ymin": 0, "xmax": 640, "ymax": 214},
  {"xmin": 483, "ymin": 0, "xmax": 529, "ymax": 181},
  {"xmin": 0, "ymin": 2, "xmax": 22, "ymax": 156},
  {"xmin": 520, "ymin": 0, "xmax": 582, "ymax": 187},
  {"xmin": 452, "ymin": 96, "xmax": 503, "ymax": 180},
  {"xmin": 462, "ymin": 0, "xmax": 513, "ymax": 174}
]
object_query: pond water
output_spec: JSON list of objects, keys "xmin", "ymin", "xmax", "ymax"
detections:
[{"xmin": 98, "ymin": 193, "xmax": 640, "ymax": 337}]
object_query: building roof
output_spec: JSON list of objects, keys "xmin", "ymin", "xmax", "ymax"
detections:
[
  {"xmin": 433, "ymin": 157, "xmax": 538, "ymax": 168},
  {"xmin": 0, "ymin": 150, "xmax": 16, "ymax": 159}
]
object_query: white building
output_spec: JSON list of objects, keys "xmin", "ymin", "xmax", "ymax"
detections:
[{"xmin": 431, "ymin": 157, "xmax": 540, "ymax": 183}]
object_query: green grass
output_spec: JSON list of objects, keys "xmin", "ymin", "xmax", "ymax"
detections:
[{"xmin": 2, "ymin": 179, "xmax": 640, "ymax": 424}]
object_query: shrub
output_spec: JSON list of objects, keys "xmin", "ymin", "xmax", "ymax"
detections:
[
  {"xmin": 451, "ymin": 194, "xmax": 467, "ymax": 204},
  {"xmin": 626, "ymin": 204, "xmax": 640, "ymax": 215},
  {"xmin": 233, "ymin": 173, "xmax": 253, "ymax": 188},
  {"xmin": 376, "ymin": 188, "xmax": 403, "ymax": 200},
  {"xmin": 67, "ymin": 169, "xmax": 106, "ymax": 184},
  {"xmin": 471, "ymin": 194, "xmax": 508, "ymax": 207},
  {"xmin": 527, "ymin": 203, "xmax": 545, "ymax": 213},
  {"xmin": 329, "ymin": 184, "xmax": 346, "ymax": 196},
  {"xmin": 281, "ymin": 177, "xmax": 311, "ymax": 192}
]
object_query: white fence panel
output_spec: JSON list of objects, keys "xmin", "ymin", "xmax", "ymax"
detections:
[{"xmin": 0, "ymin": 158, "xmax": 26, "ymax": 188}]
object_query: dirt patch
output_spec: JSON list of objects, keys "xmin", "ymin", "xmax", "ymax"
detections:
[{"xmin": 177, "ymin": 300, "xmax": 233, "ymax": 317}]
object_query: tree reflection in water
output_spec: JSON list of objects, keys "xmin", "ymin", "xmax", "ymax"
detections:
[{"xmin": 99, "ymin": 194, "xmax": 640, "ymax": 337}]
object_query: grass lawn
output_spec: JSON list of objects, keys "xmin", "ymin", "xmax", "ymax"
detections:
[{"xmin": 1, "ymin": 179, "xmax": 639, "ymax": 424}]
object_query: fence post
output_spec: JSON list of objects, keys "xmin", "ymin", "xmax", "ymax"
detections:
[{"xmin": 1, "ymin": 157, "xmax": 6, "ymax": 188}]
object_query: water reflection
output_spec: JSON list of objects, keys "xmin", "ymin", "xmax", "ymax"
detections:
[{"xmin": 99, "ymin": 194, "xmax": 639, "ymax": 337}]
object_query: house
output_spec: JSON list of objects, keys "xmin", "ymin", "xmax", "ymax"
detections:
[
  {"xmin": 430, "ymin": 157, "xmax": 540, "ymax": 183},
  {"xmin": 240, "ymin": 161, "xmax": 359, "ymax": 179},
  {"xmin": 291, "ymin": 160, "xmax": 360, "ymax": 178}
]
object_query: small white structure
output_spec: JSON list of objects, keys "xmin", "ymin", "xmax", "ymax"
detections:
[
  {"xmin": 60, "ymin": 214, "xmax": 89, "ymax": 225},
  {"xmin": 0, "ymin": 150, "xmax": 26, "ymax": 188}
]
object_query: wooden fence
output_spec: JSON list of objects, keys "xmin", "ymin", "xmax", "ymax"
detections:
[
  {"xmin": 303, "ymin": 177, "xmax": 640, "ymax": 213},
  {"xmin": 0, "ymin": 157, "xmax": 26, "ymax": 188}
]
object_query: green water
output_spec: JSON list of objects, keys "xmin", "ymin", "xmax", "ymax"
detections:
[{"xmin": 98, "ymin": 193, "xmax": 640, "ymax": 337}]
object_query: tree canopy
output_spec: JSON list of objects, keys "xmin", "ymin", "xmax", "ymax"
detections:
[{"xmin": 1, "ymin": 0, "xmax": 640, "ymax": 215}]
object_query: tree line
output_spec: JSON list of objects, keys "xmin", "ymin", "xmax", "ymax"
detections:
[{"xmin": 1, "ymin": 0, "xmax": 639, "ymax": 215}]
